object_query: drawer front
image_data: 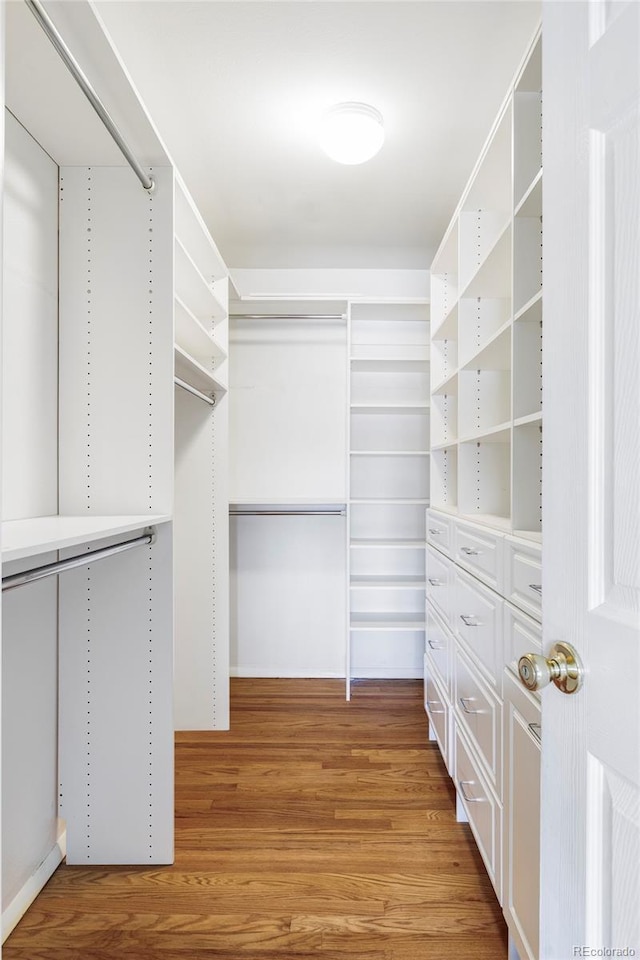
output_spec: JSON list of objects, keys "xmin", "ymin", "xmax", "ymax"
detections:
[
  {"xmin": 504, "ymin": 602, "xmax": 542, "ymax": 681},
  {"xmin": 455, "ymin": 646, "xmax": 502, "ymax": 793},
  {"xmin": 424, "ymin": 658, "xmax": 450, "ymax": 772},
  {"xmin": 426, "ymin": 510, "xmax": 453, "ymax": 556},
  {"xmin": 454, "ymin": 568, "xmax": 503, "ymax": 685},
  {"xmin": 504, "ymin": 537, "xmax": 542, "ymax": 622},
  {"xmin": 425, "ymin": 601, "xmax": 452, "ymax": 693},
  {"xmin": 426, "ymin": 545, "xmax": 453, "ymax": 625},
  {"xmin": 454, "ymin": 520, "xmax": 504, "ymax": 592},
  {"xmin": 455, "ymin": 727, "xmax": 502, "ymax": 901}
]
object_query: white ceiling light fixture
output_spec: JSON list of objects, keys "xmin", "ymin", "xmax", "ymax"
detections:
[{"xmin": 319, "ymin": 102, "xmax": 385, "ymax": 165}]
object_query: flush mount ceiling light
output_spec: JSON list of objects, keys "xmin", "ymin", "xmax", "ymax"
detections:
[{"xmin": 319, "ymin": 102, "xmax": 385, "ymax": 165}]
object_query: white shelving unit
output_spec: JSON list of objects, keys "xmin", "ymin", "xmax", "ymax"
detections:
[
  {"xmin": 347, "ymin": 302, "xmax": 430, "ymax": 695},
  {"xmin": 426, "ymin": 29, "xmax": 542, "ymax": 960}
]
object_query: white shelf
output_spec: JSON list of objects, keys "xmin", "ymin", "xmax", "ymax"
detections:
[
  {"xmin": 459, "ymin": 422, "xmax": 511, "ymax": 444},
  {"xmin": 464, "ymin": 512, "xmax": 512, "ymax": 533},
  {"xmin": 350, "ymin": 403, "xmax": 429, "ymax": 414},
  {"xmin": 350, "ymin": 612, "xmax": 426, "ymax": 630},
  {"xmin": 515, "ymin": 168, "xmax": 542, "ymax": 218},
  {"xmin": 174, "ymin": 177, "xmax": 226, "ymax": 282},
  {"xmin": 230, "ymin": 499, "xmax": 346, "ymax": 507},
  {"xmin": 350, "ymin": 450, "xmax": 429, "ymax": 457},
  {"xmin": 431, "ymin": 440, "xmax": 459, "ymax": 453},
  {"xmin": 175, "ymin": 344, "xmax": 227, "ymax": 398},
  {"xmin": 514, "ymin": 412, "xmax": 542, "ymax": 428},
  {"xmin": 432, "ymin": 371, "xmax": 458, "ymax": 397},
  {"xmin": 350, "ymin": 538, "xmax": 425, "ymax": 549},
  {"xmin": 514, "ymin": 289, "xmax": 543, "ymax": 324},
  {"xmin": 460, "ymin": 320, "xmax": 511, "ymax": 373},
  {"xmin": 350, "ymin": 498, "xmax": 430, "ymax": 505},
  {"xmin": 350, "ymin": 358, "xmax": 429, "ymax": 373},
  {"xmin": 174, "ymin": 238, "xmax": 226, "ymax": 321},
  {"xmin": 175, "ymin": 297, "xmax": 227, "ymax": 364},
  {"xmin": 460, "ymin": 222, "xmax": 512, "ymax": 300},
  {"xmin": 2, "ymin": 515, "xmax": 171, "ymax": 564},
  {"xmin": 431, "ymin": 301, "xmax": 458, "ymax": 341},
  {"xmin": 512, "ymin": 528, "xmax": 543, "ymax": 544},
  {"xmin": 351, "ymin": 576, "xmax": 426, "ymax": 589}
]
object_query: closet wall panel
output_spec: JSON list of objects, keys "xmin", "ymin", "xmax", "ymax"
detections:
[
  {"xmin": 2, "ymin": 110, "xmax": 58, "ymax": 519},
  {"xmin": 1, "ymin": 112, "xmax": 60, "ymax": 914}
]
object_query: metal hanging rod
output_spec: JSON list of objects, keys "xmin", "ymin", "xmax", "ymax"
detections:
[
  {"xmin": 24, "ymin": 0, "xmax": 155, "ymax": 193},
  {"xmin": 2, "ymin": 528, "xmax": 156, "ymax": 592},
  {"xmin": 229, "ymin": 510, "xmax": 345, "ymax": 517},
  {"xmin": 232, "ymin": 314, "xmax": 346, "ymax": 321},
  {"xmin": 174, "ymin": 377, "xmax": 215, "ymax": 406}
]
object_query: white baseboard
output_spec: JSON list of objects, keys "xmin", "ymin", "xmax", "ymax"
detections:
[
  {"xmin": 1, "ymin": 828, "xmax": 66, "ymax": 943},
  {"xmin": 351, "ymin": 667, "xmax": 423, "ymax": 679},
  {"xmin": 230, "ymin": 667, "xmax": 344, "ymax": 678}
]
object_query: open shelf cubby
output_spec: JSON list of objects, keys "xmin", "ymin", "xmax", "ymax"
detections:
[
  {"xmin": 351, "ymin": 409, "xmax": 429, "ymax": 453},
  {"xmin": 458, "ymin": 438, "xmax": 511, "ymax": 520},
  {"xmin": 430, "ymin": 445, "xmax": 458, "ymax": 512}
]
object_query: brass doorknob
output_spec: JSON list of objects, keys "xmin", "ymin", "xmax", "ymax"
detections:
[{"xmin": 518, "ymin": 641, "xmax": 584, "ymax": 695}]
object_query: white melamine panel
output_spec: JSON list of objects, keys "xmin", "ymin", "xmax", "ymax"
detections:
[
  {"xmin": 350, "ymin": 454, "xmax": 429, "ymax": 501},
  {"xmin": 459, "ymin": 369, "xmax": 511, "ymax": 439},
  {"xmin": 454, "ymin": 644, "xmax": 502, "ymax": 792},
  {"xmin": 350, "ymin": 502, "xmax": 426, "ymax": 541},
  {"xmin": 230, "ymin": 318, "xmax": 346, "ymax": 501},
  {"xmin": 1, "ymin": 570, "xmax": 58, "ymax": 911},
  {"xmin": 425, "ymin": 602, "xmax": 452, "ymax": 694},
  {"xmin": 58, "ymin": 523, "xmax": 174, "ymax": 863},
  {"xmin": 458, "ymin": 440, "xmax": 511, "ymax": 522},
  {"xmin": 503, "ymin": 537, "xmax": 542, "ymax": 622},
  {"xmin": 58, "ymin": 166, "xmax": 174, "ymax": 516},
  {"xmin": 459, "ymin": 210, "xmax": 510, "ymax": 293},
  {"xmin": 460, "ymin": 224, "xmax": 512, "ymax": 301},
  {"xmin": 230, "ymin": 514, "xmax": 345, "ymax": 677},
  {"xmin": 430, "ymin": 446, "xmax": 458, "ymax": 512},
  {"xmin": 462, "ymin": 104, "xmax": 513, "ymax": 216},
  {"xmin": 453, "ymin": 519, "xmax": 505, "ymax": 592},
  {"xmin": 512, "ymin": 421, "xmax": 543, "ymax": 535},
  {"xmin": 513, "ymin": 217, "xmax": 543, "ymax": 316},
  {"xmin": 350, "ymin": 411, "xmax": 429, "ymax": 453},
  {"xmin": 351, "ymin": 369, "xmax": 429, "ymax": 406},
  {"xmin": 424, "ymin": 663, "xmax": 451, "ymax": 771},
  {"xmin": 349, "ymin": 544, "xmax": 424, "ymax": 579},
  {"xmin": 174, "ymin": 388, "xmax": 229, "ymax": 730},
  {"xmin": 2, "ymin": 111, "xmax": 58, "ymax": 520},
  {"xmin": 174, "ymin": 177, "xmax": 226, "ymax": 282},
  {"xmin": 431, "ymin": 336, "xmax": 458, "ymax": 391},
  {"xmin": 426, "ymin": 545, "xmax": 453, "ymax": 626},
  {"xmin": 458, "ymin": 297, "xmax": 510, "ymax": 368},
  {"xmin": 514, "ymin": 91, "xmax": 542, "ymax": 208},
  {"xmin": 350, "ymin": 586, "xmax": 423, "ymax": 616},
  {"xmin": 431, "ymin": 274, "xmax": 458, "ymax": 335},
  {"xmin": 431, "ymin": 389, "xmax": 458, "ymax": 448},
  {"xmin": 504, "ymin": 602, "xmax": 542, "ymax": 675},
  {"xmin": 513, "ymin": 312, "xmax": 543, "ymax": 420},
  {"xmin": 350, "ymin": 630, "xmax": 423, "ymax": 679}
]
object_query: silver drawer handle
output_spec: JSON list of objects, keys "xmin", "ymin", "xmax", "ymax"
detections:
[
  {"xmin": 460, "ymin": 546, "xmax": 480, "ymax": 556},
  {"xmin": 529, "ymin": 583, "xmax": 542, "ymax": 595},
  {"xmin": 458, "ymin": 696, "xmax": 482, "ymax": 715},
  {"xmin": 460, "ymin": 614, "xmax": 480, "ymax": 627},
  {"xmin": 458, "ymin": 780, "xmax": 485, "ymax": 803},
  {"xmin": 428, "ymin": 528, "xmax": 441, "ymax": 536},
  {"xmin": 528, "ymin": 722, "xmax": 542, "ymax": 743},
  {"xmin": 428, "ymin": 639, "xmax": 445, "ymax": 650},
  {"xmin": 428, "ymin": 578, "xmax": 443, "ymax": 586},
  {"xmin": 426, "ymin": 700, "xmax": 445, "ymax": 715}
]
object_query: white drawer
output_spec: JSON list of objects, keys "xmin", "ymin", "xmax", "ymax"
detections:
[
  {"xmin": 504, "ymin": 601, "xmax": 542, "ymax": 683},
  {"xmin": 455, "ymin": 645, "xmax": 502, "ymax": 794},
  {"xmin": 504, "ymin": 536, "xmax": 542, "ymax": 622},
  {"xmin": 426, "ymin": 509, "xmax": 453, "ymax": 556},
  {"xmin": 425, "ymin": 601, "xmax": 452, "ymax": 694},
  {"xmin": 454, "ymin": 519, "xmax": 504, "ymax": 593},
  {"xmin": 454, "ymin": 567, "xmax": 503, "ymax": 686},
  {"xmin": 424, "ymin": 657, "xmax": 451, "ymax": 773},
  {"xmin": 455, "ymin": 726, "xmax": 502, "ymax": 902},
  {"xmin": 426, "ymin": 544, "xmax": 453, "ymax": 625}
]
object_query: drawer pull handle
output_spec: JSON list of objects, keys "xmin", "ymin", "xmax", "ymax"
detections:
[
  {"xmin": 529, "ymin": 583, "xmax": 542, "ymax": 595},
  {"xmin": 528, "ymin": 722, "xmax": 542, "ymax": 743},
  {"xmin": 460, "ymin": 546, "xmax": 480, "ymax": 556},
  {"xmin": 460, "ymin": 614, "xmax": 480, "ymax": 627},
  {"xmin": 458, "ymin": 780, "xmax": 485, "ymax": 803},
  {"xmin": 428, "ymin": 578, "xmax": 443, "ymax": 586},
  {"xmin": 428, "ymin": 639, "xmax": 445, "ymax": 651},
  {"xmin": 458, "ymin": 696, "xmax": 482, "ymax": 715},
  {"xmin": 426, "ymin": 700, "xmax": 445, "ymax": 715},
  {"xmin": 428, "ymin": 528, "xmax": 441, "ymax": 536}
]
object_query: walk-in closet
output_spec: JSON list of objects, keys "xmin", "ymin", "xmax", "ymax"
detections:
[{"xmin": 2, "ymin": 2, "xmax": 639, "ymax": 959}]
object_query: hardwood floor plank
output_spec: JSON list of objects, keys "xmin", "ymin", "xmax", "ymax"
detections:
[{"xmin": 4, "ymin": 679, "xmax": 506, "ymax": 959}]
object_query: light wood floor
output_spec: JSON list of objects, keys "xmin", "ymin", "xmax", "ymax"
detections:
[{"xmin": 4, "ymin": 678, "xmax": 507, "ymax": 959}]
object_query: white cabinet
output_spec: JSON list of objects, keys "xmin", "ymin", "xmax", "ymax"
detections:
[
  {"xmin": 347, "ymin": 302, "xmax": 430, "ymax": 691},
  {"xmin": 427, "ymin": 27, "xmax": 543, "ymax": 958}
]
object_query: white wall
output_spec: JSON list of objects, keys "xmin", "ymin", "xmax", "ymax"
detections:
[{"xmin": 1, "ymin": 110, "xmax": 60, "ymax": 914}]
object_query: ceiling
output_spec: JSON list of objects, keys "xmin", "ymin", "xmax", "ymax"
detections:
[{"xmin": 94, "ymin": 0, "xmax": 541, "ymax": 271}]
